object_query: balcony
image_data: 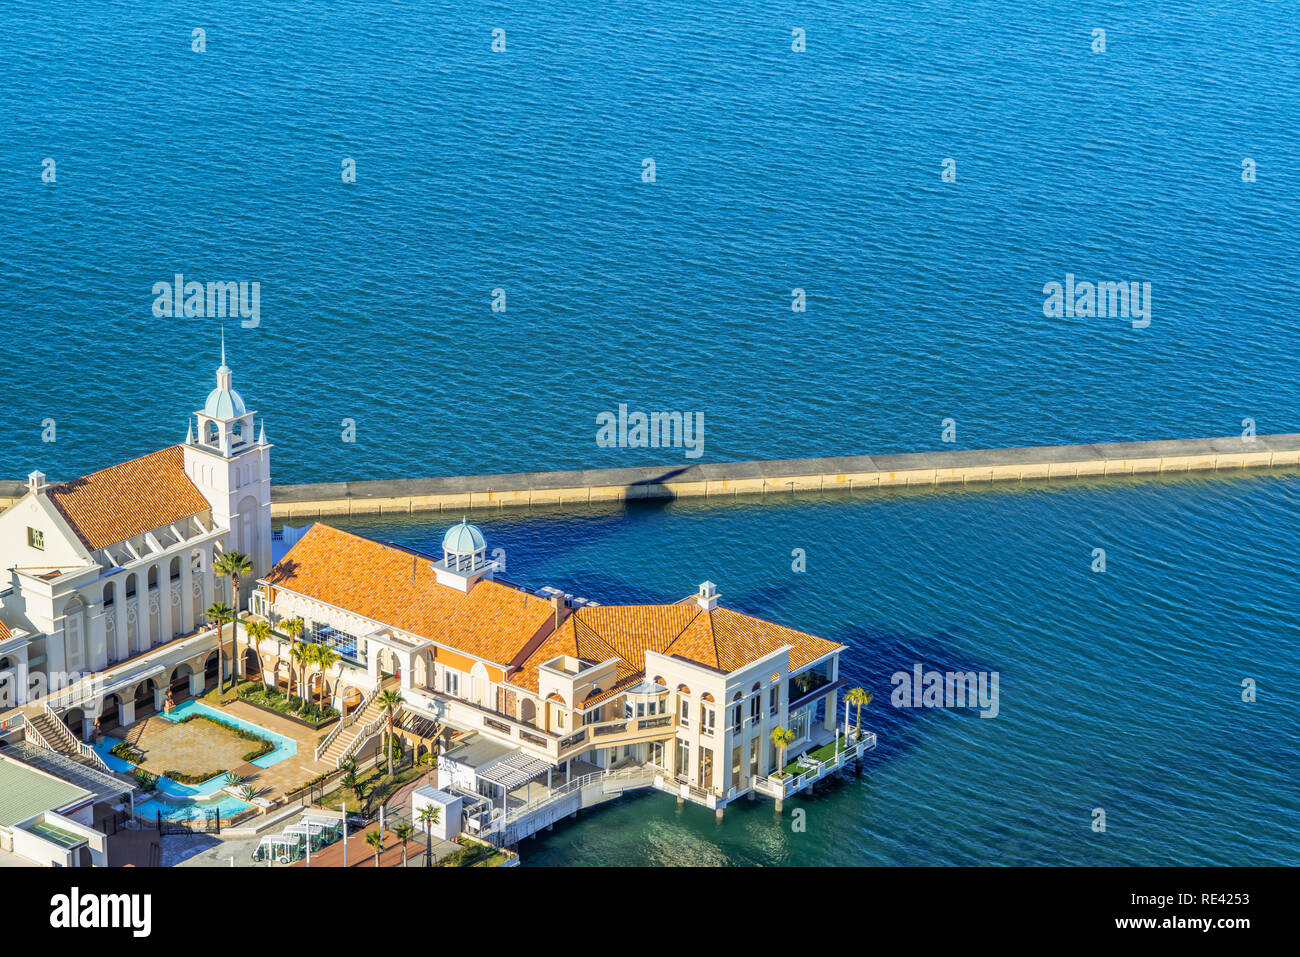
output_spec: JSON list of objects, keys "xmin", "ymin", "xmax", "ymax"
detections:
[
  {"xmin": 752, "ymin": 732, "xmax": 876, "ymax": 801},
  {"xmin": 557, "ymin": 713, "xmax": 678, "ymax": 759}
]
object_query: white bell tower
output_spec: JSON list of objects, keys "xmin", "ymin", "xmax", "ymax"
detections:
[{"xmin": 182, "ymin": 330, "xmax": 273, "ymax": 604}]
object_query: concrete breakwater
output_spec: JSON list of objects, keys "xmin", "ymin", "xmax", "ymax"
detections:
[{"xmin": 3, "ymin": 434, "xmax": 1297, "ymax": 519}]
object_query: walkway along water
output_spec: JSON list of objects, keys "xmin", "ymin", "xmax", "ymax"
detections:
[{"xmin": 4, "ymin": 434, "xmax": 1297, "ymax": 519}]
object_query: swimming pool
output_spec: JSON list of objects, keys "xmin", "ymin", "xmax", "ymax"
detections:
[{"xmin": 93, "ymin": 700, "xmax": 298, "ymax": 821}]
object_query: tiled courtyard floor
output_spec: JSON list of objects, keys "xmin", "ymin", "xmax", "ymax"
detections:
[
  {"xmin": 112, "ymin": 697, "xmax": 335, "ymax": 799},
  {"xmin": 111, "ymin": 713, "xmax": 251, "ymax": 777},
  {"xmin": 216, "ymin": 698, "xmax": 336, "ymax": 796}
]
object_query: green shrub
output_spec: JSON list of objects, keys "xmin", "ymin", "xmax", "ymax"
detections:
[
  {"xmin": 134, "ymin": 769, "xmax": 159, "ymax": 789},
  {"xmin": 111, "ymin": 741, "xmax": 145, "ymax": 765},
  {"xmin": 163, "ymin": 768, "xmax": 225, "ymax": 785}
]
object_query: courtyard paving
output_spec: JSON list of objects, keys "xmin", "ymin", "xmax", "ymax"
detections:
[
  {"xmin": 111, "ymin": 696, "xmax": 336, "ymax": 801},
  {"xmin": 111, "ymin": 713, "xmax": 252, "ymax": 777}
]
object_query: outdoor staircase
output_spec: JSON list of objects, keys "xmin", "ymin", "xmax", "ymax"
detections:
[
  {"xmin": 27, "ymin": 709, "xmax": 83, "ymax": 760},
  {"xmin": 317, "ymin": 690, "xmax": 389, "ymax": 768},
  {"xmin": 24, "ymin": 706, "xmax": 115, "ymax": 774}
]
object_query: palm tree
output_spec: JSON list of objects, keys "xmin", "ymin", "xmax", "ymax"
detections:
[
  {"xmin": 311, "ymin": 643, "xmax": 341, "ymax": 710},
  {"xmin": 341, "ymin": 771, "xmax": 362, "ymax": 807},
  {"xmin": 417, "ymin": 804, "xmax": 440, "ymax": 868},
  {"xmin": 205, "ymin": 601, "xmax": 235, "ymax": 694},
  {"xmin": 365, "ymin": 829, "xmax": 384, "ymax": 867},
  {"xmin": 771, "ymin": 726, "xmax": 796, "ymax": 776},
  {"xmin": 281, "ymin": 617, "xmax": 305, "ymax": 698},
  {"xmin": 245, "ymin": 620, "xmax": 272, "ymax": 691},
  {"xmin": 393, "ymin": 822, "xmax": 414, "ymax": 867},
  {"xmin": 377, "ymin": 688, "xmax": 404, "ymax": 777},
  {"xmin": 846, "ymin": 687, "xmax": 872, "ymax": 740},
  {"xmin": 291, "ymin": 643, "xmax": 313, "ymax": 706},
  {"xmin": 213, "ymin": 550, "xmax": 253, "ymax": 689}
]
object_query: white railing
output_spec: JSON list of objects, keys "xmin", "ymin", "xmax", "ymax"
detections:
[
  {"xmin": 336, "ymin": 710, "xmax": 387, "ymax": 769},
  {"xmin": 502, "ymin": 765, "xmax": 657, "ymax": 826},
  {"xmin": 504, "ymin": 771, "xmax": 600, "ymax": 824},
  {"xmin": 41, "ymin": 701, "xmax": 112, "ymax": 772},
  {"xmin": 314, "ymin": 682, "xmax": 381, "ymax": 762},
  {"xmin": 24, "ymin": 716, "xmax": 55, "ymax": 752},
  {"xmin": 751, "ymin": 731, "xmax": 877, "ymax": 800}
]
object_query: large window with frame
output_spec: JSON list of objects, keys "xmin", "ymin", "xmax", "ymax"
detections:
[
  {"xmin": 789, "ymin": 708, "xmax": 809, "ymax": 743},
  {"xmin": 699, "ymin": 746, "xmax": 714, "ymax": 789},
  {"xmin": 676, "ymin": 738, "xmax": 690, "ymax": 778}
]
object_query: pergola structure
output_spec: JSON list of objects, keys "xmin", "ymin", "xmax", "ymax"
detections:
[
  {"xmin": 477, "ymin": 751, "xmax": 553, "ymax": 815},
  {"xmin": 4, "ymin": 741, "xmax": 138, "ymax": 815}
]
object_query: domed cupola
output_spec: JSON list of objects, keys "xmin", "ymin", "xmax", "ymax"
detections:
[
  {"xmin": 433, "ymin": 518, "xmax": 495, "ymax": 592},
  {"xmin": 442, "ymin": 520, "xmax": 487, "ymax": 558},
  {"xmin": 187, "ymin": 329, "xmax": 260, "ymax": 458},
  {"xmin": 204, "ymin": 360, "xmax": 249, "ymax": 419}
]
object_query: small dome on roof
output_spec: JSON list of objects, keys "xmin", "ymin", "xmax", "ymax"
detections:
[
  {"xmin": 204, "ymin": 383, "xmax": 248, "ymax": 419},
  {"xmin": 442, "ymin": 520, "xmax": 486, "ymax": 554}
]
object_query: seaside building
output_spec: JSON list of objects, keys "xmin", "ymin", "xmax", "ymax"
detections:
[
  {"xmin": 0, "ymin": 342, "xmax": 270, "ymax": 729},
  {"xmin": 0, "ymin": 349, "xmax": 873, "ymax": 860},
  {"xmin": 253, "ymin": 518, "xmax": 871, "ymax": 830}
]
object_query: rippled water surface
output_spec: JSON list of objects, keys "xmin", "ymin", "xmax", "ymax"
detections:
[
  {"xmin": 1, "ymin": 0, "xmax": 1297, "ymax": 481},
  {"xmin": 337, "ymin": 470, "xmax": 1300, "ymax": 866},
  {"xmin": 1, "ymin": 0, "xmax": 1296, "ymax": 865}
]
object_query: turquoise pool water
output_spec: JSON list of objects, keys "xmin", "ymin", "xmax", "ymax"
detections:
[
  {"xmin": 94, "ymin": 700, "xmax": 297, "ymax": 821},
  {"xmin": 165, "ymin": 700, "xmax": 298, "ymax": 768}
]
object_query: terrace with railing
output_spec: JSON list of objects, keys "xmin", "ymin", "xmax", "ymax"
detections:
[
  {"xmin": 751, "ymin": 731, "xmax": 876, "ymax": 802},
  {"xmin": 403, "ymin": 686, "xmax": 679, "ymax": 762}
]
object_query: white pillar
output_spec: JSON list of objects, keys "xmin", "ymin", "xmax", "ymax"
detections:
[
  {"xmin": 398, "ymin": 650, "xmax": 413, "ymax": 692},
  {"xmin": 181, "ymin": 554, "xmax": 195, "ymax": 635},
  {"xmin": 159, "ymin": 569, "xmax": 174, "ymax": 644},
  {"xmin": 88, "ymin": 602, "xmax": 108, "ymax": 672},
  {"xmin": 113, "ymin": 590, "xmax": 129, "ymax": 663},
  {"xmin": 11, "ymin": 648, "xmax": 30, "ymax": 707}
]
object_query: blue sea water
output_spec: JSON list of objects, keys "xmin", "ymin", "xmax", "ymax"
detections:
[
  {"xmin": 0, "ymin": 0, "xmax": 1297, "ymax": 482},
  {"xmin": 0, "ymin": 1, "xmax": 1297, "ymax": 865},
  {"xmin": 337, "ymin": 470, "xmax": 1300, "ymax": 866}
]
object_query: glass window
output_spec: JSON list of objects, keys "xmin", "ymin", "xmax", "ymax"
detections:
[
  {"xmin": 676, "ymin": 739, "xmax": 690, "ymax": 777},
  {"xmin": 679, "ymin": 698, "xmax": 689, "ymax": 726},
  {"xmin": 790, "ymin": 708, "xmax": 809, "ymax": 742}
]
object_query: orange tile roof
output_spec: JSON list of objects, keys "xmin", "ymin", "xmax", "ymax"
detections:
[
  {"xmin": 510, "ymin": 600, "xmax": 843, "ymax": 701},
  {"xmin": 45, "ymin": 446, "xmax": 211, "ymax": 551},
  {"xmin": 0, "ymin": 620, "xmax": 10, "ymax": 642},
  {"xmin": 265, "ymin": 523, "xmax": 555, "ymax": 668}
]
